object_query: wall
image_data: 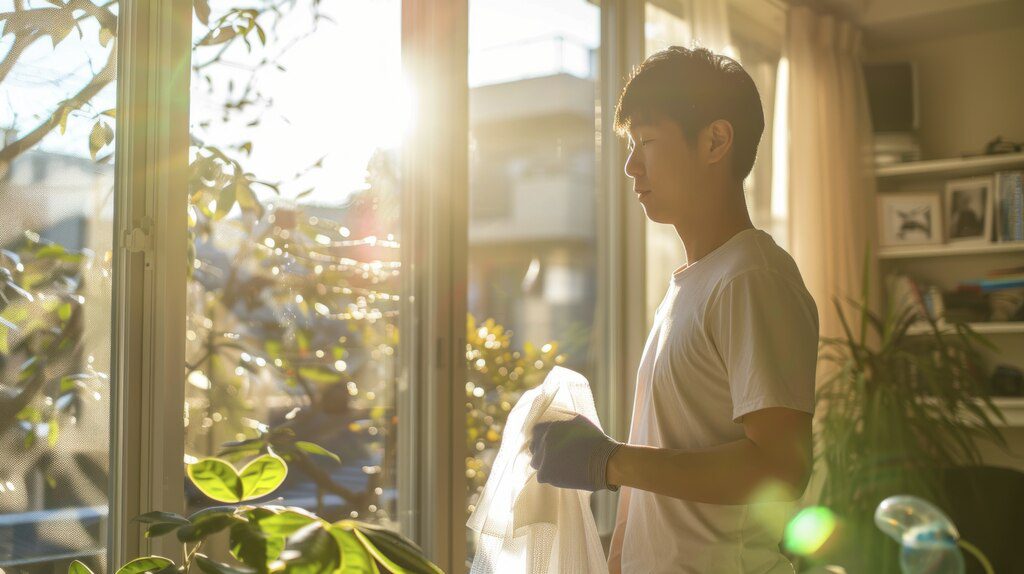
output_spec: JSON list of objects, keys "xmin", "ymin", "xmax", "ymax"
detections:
[{"xmin": 867, "ymin": 22, "xmax": 1024, "ymax": 160}]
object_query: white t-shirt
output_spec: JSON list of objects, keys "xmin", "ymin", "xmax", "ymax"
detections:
[{"xmin": 620, "ymin": 228, "xmax": 819, "ymax": 574}]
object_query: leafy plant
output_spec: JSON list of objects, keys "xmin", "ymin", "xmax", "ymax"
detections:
[
  {"xmin": 464, "ymin": 314, "xmax": 566, "ymax": 513},
  {"xmin": 66, "ymin": 451, "xmax": 443, "ymax": 574},
  {"xmin": 815, "ymin": 266, "xmax": 1006, "ymax": 571}
]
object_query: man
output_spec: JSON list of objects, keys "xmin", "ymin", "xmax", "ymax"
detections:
[{"xmin": 528, "ymin": 47, "xmax": 819, "ymax": 573}]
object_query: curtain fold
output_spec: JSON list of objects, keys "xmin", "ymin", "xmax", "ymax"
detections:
[{"xmin": 781, "ymin": 5, "xmax": 877, "ymax": 341}]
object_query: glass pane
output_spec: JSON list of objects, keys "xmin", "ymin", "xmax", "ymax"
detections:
[
  {"xmin": 466, "ymin": 0, "xmax": 602, "ymax": 561},
  {"xmin": 0, "ymin": 1, "xmax": 118, "ymax": 572},
  {"xmin": 186, "ymin": 0, "xmax": 406, "ymax": 538}
]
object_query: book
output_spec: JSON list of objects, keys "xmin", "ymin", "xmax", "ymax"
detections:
[
  {"xmin": 957, "ymin": 275, "xmax": 1024, "ymax": 293},
  {"xmin": 995, "ymin": 170, "xmax": 1024, "ymax": 242}
]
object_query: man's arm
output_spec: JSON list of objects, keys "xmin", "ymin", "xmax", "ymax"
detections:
[{"xmin": 606, "ymin": 407, "xmax": 812, "ymax": 504}]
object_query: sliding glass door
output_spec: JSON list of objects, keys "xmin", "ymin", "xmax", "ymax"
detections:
[
  {"xmin": 466, "ymin": 0, "xmax": 606, "ymax": 563},
  {"xmin": 0, "ymin": 1, "xmax": 119, "ymax": 571},
  {"xmin": 185, "ymin": 0, "xmax": 410, "ymax": 535}
]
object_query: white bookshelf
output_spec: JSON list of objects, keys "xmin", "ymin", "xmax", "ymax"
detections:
[
  {"xmin": 906, "ymin": 321, "xmax": 1024, "ymax": 336},
  {"xmin": 879, "ymin": 241, "xmax": 1024, "ymax": 259},
  {"xmin": 974, "ymin": 398, "xmax": 1024, "ymax": 428},
  {"xmin": 991, "ymin": 398, "xmax": 1024, "ymax": 427},
  {"xmin": 875, "ymin": 155, "xmax": 1024, "ymax": 430},
  {"xmin": 876, "ymin": 151, "xmax": 1024, "ymax": 179},
  {"xmin": 920, "ymin": 397, "xmax": 1024, "ymax": 427}
]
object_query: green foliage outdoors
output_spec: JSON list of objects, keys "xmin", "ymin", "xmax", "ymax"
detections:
[
  {"xmin": 815, "ymin": 261, "xmax": 1006, "ymax": 572},
  {"xmin": 0, "ymin": 1, "xmax": 567, "ymax": 569},
  {"xmin": 63, "ymin": 451, "xmax": 443, "ymax": 574},
  {"xmin": 464, "ymin": 315, "xmax": 565, "ymax": 512}
]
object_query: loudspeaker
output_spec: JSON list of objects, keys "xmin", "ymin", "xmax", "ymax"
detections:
[{"xmin": 864, "ymin": 62, "xmax": 917, "ymax": 133}]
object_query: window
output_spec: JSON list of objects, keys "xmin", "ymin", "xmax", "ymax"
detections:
[
  {"xmin": 185, "ymin": 0, "xmax": 408, "ymax": 538},
  {"xmin": 642, "ymin": 0, "xmax": 784, "ymax": 322},
  {"xmin": 466, "ymin": 0, "xmax": 604, "ymax": 561},
  {"xmin": 0, "ymin": 1, "xmax": 118, "ymax": 571},
  {"xmin": 0, "ymin": 2, "xmax": 647, "ymax": 571}
]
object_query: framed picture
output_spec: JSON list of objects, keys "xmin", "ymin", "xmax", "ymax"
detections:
[
  {"xmin": 878, "ymin": 193, "xmax": 943, "ymax": 247},
  {"xmin": 945, "ymin": 176, "xmax": 993, "ymax": 244}
]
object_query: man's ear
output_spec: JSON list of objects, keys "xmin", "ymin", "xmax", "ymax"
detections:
[{"xmin": 704, "ymin": 119, "xmax": 734, "ymax": 166}]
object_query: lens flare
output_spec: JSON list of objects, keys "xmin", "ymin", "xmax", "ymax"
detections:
[{"xmin": 783, "ymin": 506, "xmax": 837, "ymax": 556}]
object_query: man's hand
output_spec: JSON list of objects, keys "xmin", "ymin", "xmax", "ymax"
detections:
[{"xmin": 528, "ymin": 414, "xmax": 622, "ymax": 492}]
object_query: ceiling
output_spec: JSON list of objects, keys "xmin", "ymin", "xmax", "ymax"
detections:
[{"xmin": 822, "ymin": 0, "xmax": 1024, "ymax": 46}]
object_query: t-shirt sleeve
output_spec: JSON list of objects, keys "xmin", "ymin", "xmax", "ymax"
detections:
[{"xmin": 707, "ymin": 268, "xmax": 819, "ymax": 422}]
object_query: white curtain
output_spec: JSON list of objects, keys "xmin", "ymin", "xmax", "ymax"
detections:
[
  {"xmin": 776, "ymin": 6, "xmax": 876, "ymax": 340},
  {"xmin": 691, "ymin": 0, "xmax": 736, "ymax": 58}
]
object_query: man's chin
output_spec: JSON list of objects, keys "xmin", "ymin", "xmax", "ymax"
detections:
[{"xmin": 642, "ymin": 206, "xmax": 671, "ymax": 225}]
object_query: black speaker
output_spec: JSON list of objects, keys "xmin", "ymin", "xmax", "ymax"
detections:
[{"xmin": 864, "ymin": 62, "xmax": 917, "ymax": 133}]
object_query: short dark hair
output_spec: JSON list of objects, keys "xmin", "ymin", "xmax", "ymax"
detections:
[{"xmin": 614, "ymin": 46, "xmax": 765, "ymax": 181}]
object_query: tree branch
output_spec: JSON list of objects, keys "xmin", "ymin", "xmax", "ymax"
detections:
[{"xmin": 0, "ymin": 39, "xmax": 115, "ymax": 171}]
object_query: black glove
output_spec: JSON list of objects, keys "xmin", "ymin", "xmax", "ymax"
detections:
[{"xmin": 528, "ymin": 414, "xmax": 622, "ymax": 492}]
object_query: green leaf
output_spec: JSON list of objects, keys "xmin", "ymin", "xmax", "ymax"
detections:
[
  {"xmin": 195, "ymin": 554, "xmax": 255, "ymax": 574},
  {"xmin": 146, "ymin": 522, "xmax": 185, "ymax": 538},
  {"xmin": 177, "ymin": 507, "xmax": 243, "ymax": 542},
  {"xmin": 214, "ymin": 182, "xmax": 237, "ymax": 220},
  {"xmin": 255, "ymin": 509, "xmax": 316, "ymax": 537},
  {"xmin": 88, "ymin": 120, "xmax": 114, "ymax": 160},
  {"xmin": 58, "ymin": 105, "xmax": 72, "ymax": 135},
  {"xmin": 353, "ymin": 529, "xmax": 410, "ymax": 574},
  {"xmin": 47, "ymin": 419, "xmax": 59, "ymax": 447},
  {"xmin": 280, "ymin": 523, "xmax": 339, "ymax": 574},
  {"xmin": 199, "ymin": 26, "xmax": 236, "ymax": 46},
  {"xmin": 115, "ymin": 556, "xmax": 174, "ymax": 574},
  {"xmin": 356, "ymin": 526, "xmax": 442, "ymax": 574},
  {"xmin": 194, "ymin": 0, "xmax": 211, "ymax": 25},
  {"xmin": 69, "ymin": 560, "xmax": 95, "ymax": 574},
  {"xmin": 58, "ymin": 301, "xmax": 72, "ymax": 322},
  {"xmin": 135, "ymin": 511, "xmax": 191, "ymax": 525},
  {"xmin": 329, "ymin": 527, "xmax": 377, "ymax": 574},
  {"xmin": 187, "ymin": 458, "xmax": 242, "ymax": 503},
  {"xmin": 230, "ymin": 520, "xmax": 281, "ymax": 574},
  {"xmin": 294, "ymin": 441, "xmax": 340, "ymax": 463},
  {"xmin": 238, "ymin": 453, "xmax": 287, "ymax": 500},
  {"xmin": 98, "ymin": 26, "xmax": 114, "ymax": 47}
]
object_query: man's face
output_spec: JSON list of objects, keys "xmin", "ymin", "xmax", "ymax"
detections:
[{"xmin": 624, "ymin": 119, "xmax": 702, "ymax": 226}]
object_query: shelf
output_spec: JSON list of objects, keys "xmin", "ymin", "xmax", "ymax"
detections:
[
  {"xmin": 878, "ymin": 241, "xmax": 1024, "ymax": 259},
  {"xmin": 875, "ymin": 152, "xmax": 1024, "ymax": 179},
  {"xmin": 982, "ymin": 397, "xmax": 1024, "ymax": 428},
  {"xmin": 924, "ymin": 397, "xmax": 1024, "ymax": 428},
  {"xmin": 907, "ymin": 322, "xmax": 1024, "ymax": 336}
]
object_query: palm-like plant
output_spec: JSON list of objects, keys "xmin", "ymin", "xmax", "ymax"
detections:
[{"xmin": 816, "ymin": 266, "xmax": 1006, "ymax": 571}]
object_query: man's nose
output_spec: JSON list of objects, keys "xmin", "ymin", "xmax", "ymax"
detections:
[{"xmin": 624, "ymin": 148, "xmax": 644, "ymax": 179}]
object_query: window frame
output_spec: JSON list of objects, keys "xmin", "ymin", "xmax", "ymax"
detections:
[
  {"xmin": 110, "ymin": 0, "xmax": 192, "ymax": 564},
  {"xmin": 106, "ymin": 1, "xmax": 646, "ymax": 571}
]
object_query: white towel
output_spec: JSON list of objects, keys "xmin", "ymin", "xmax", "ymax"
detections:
[{"xmin": 467, "ymin": 366, "xmax": 610, "ymax": 574}]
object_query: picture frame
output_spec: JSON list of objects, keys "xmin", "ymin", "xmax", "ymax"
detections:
[
  {"xmin": 945, "ymin": 176, "xmax": 993, "ymax": 245},
  {"xmin": 878, "ymin": 192, "xmax": 943, "ymax": 247}
]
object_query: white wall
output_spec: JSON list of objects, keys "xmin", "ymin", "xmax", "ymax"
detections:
[{"xmin": 867, "ymin": 22, "xmax": 1024, "ymax": 160}]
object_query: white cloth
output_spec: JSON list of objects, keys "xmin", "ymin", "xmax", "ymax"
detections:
[
  {"xmin": 468, "ymin": 366, "xmax": 609, "ymax": 574},
  {"xmin": 620, "ymin": 228, "xmax": 818, "ymax": 574}
]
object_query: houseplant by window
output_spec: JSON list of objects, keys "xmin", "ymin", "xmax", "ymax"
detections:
[{"xmin": 815, "ymin": 267, "xmax": 1006, "ymax": 572}]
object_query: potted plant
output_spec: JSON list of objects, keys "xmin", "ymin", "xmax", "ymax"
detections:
[
  {"xmin": 68, "ymin": 451, "xmax": 443, "ymax": 574},
  {"xmin": 814, "ymin": 270, "xmax": 1006, "ymax": 572}
]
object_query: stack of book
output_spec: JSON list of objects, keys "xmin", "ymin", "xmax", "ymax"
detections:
[
  {"xmin": 958, "ymin": 267, "xmax": 1024, "ymax": 294},
  {"xmin": 995, "ymin": 170, "xmax": 1024, "ymax": 242}
]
